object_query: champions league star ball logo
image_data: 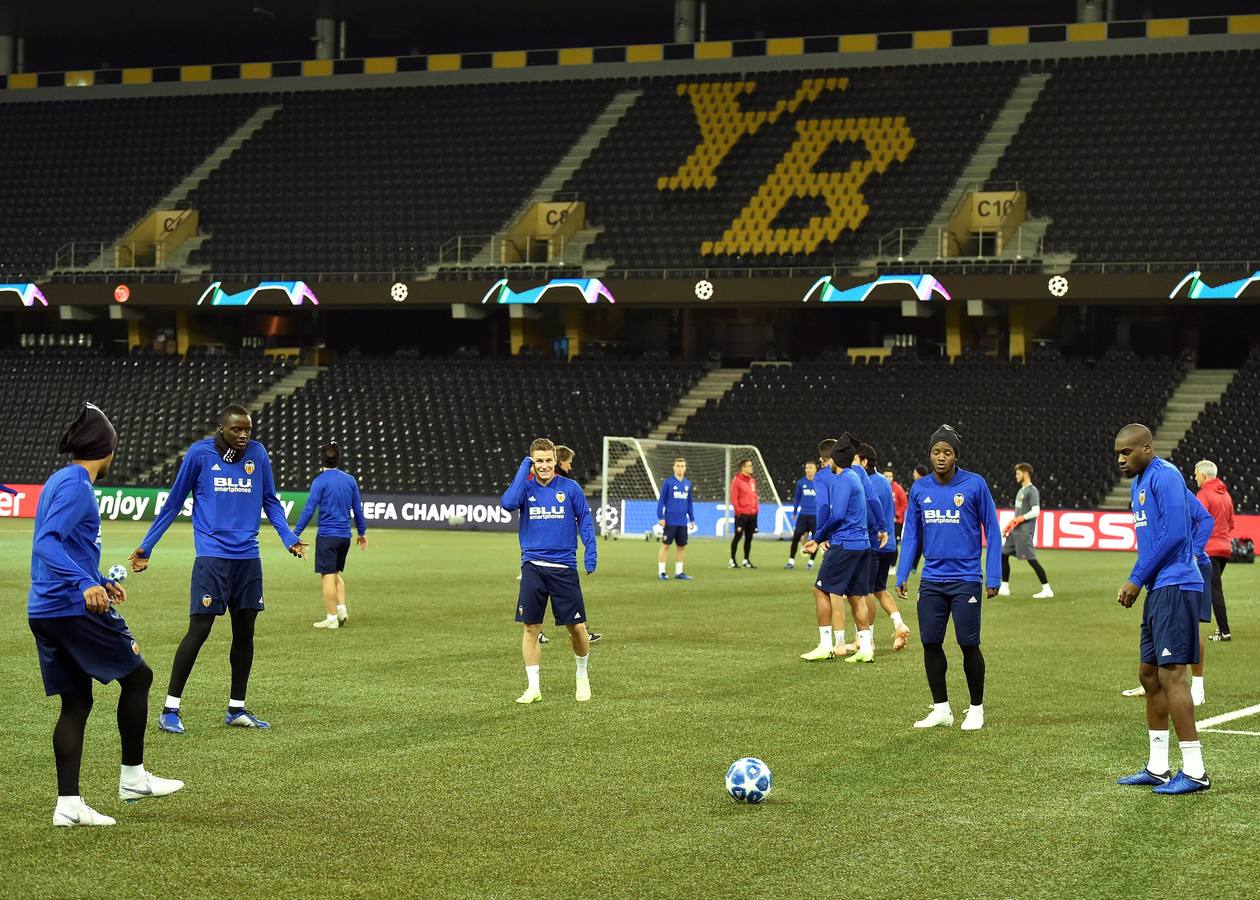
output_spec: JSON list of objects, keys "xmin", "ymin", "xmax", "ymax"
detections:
[
  {"xmin": 244, "ymin": 460, "xmax": 255, "ymax": 475},
  {"xmin": 953, "ymin": 493, "xmax": 965, "ymax": 507},
  {"xmin": 1047, "ymin": 275, "xmax": 1069, "ymax": 297},
  {"xmin": 694, "ymin": 279, "xmax": 714, "ymax": 300}
]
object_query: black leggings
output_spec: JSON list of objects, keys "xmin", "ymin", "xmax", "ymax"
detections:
[
  {"xmin": 788, "ymin": 519, "xmax": 817, "ymax": 559},
  {"xmin": 923, "ymin": 643, "xmax": 985, "ymax": 707},
  {"xmin": 53, "ymin": 663, "xmax": 152, "ymax": 796},
  {"xmin": 1210, "ymin": 557, "xmax": 1231, "ymax": 634},
  {"xmin": 1001, "ymin": 554, "xmax": 1048, "ymax": 584},
  {"xmin": 167, "ymin": 608, "xmax": 259, "ymax": 702},
  {"xmin": 730, "ymin": 515, "xmax": 756, "ymax": 561}
]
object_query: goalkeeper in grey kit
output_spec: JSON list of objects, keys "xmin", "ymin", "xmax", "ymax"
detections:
[{"xmin": 999, "ymin": 463, "xmax": 1053, "ymax": 598}]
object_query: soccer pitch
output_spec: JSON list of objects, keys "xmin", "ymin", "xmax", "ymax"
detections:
[{"xmin": 1, "ymin": 521, "xmax": 1258, "ymax": 899}]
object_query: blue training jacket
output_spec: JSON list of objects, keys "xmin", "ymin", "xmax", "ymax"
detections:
[
  {"xmin": 814, "ymin": 465, "xmax": 871, "ymax": 550},
  {"xmin": 28, "ymin": 465, "xmax": 108, "ymax": 618},
  {"xmin": 296, "ymin": 468, "xmax": 367, "ymax": 538},
  {"xmin": 501, "ymin": 459, "xmax": 597, "ymax": 572},
  {"xmin": 792, "ymin": 476, "xmax": 817, "ymax": 517},
  {"xmin": 656, "ymin": 476, "xmax": 695, "ymax": 526},
  {"xmin": 896, "ymin": 465, "xmax": 1002, "ymax": 588},
  {"xmin": 1128, "ymin": 457, "xmax": 1203, "ymax": 591},
  {"xmin": 867, "ymin": 468, "xmax": 898, "ymax": 554},
  {"xmin": 139, "ymin": 438, "xmax": 298, "ymax": 560}
]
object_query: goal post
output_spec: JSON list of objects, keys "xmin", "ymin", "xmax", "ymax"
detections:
[{"xmin": 597, "ymin": 437, "xmax": 786, "ymax": 538}]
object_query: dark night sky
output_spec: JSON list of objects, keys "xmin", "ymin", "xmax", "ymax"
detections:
[{"xmin": 2, "ymin": 0, "xmax": 1256, "ymax": 72}]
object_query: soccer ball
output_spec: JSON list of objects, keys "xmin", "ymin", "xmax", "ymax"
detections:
[
  {"xmin": 725, "ymin": 757, "xmax": 772, "ymax": 803},
  {"xmin": 390, "ymin": 282, "xmax": 409, "ymax": 302},
  {"xmin": 694, "ymin": 279, "xmax": 714, "ymax": 300},
  {"xmin": 1047, "ymin": 275, "xmax": 1069, "ymax": 297},
  {"xmin": 108, "ymin": 564, "xmax": 128, "ymax": 582}
]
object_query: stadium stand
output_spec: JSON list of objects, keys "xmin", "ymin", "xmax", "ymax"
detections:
[
  {"xmin": 185, "ymin": 82, "xmax": 620, "ymax": 275},
  {"xmin": 1172, "ymin": 348, "xmax": 1260, "ymax": 513},
  {"xmin": 986, "ymin": 49, "xmax": 1260, "ymax": 263},
  {"xmin": 0, "ymin": 347, "xmax": 293, "ymax": 485},
  {"xmin": 675, "ymin": 347, "xmax": 1191, "ymax": 509},
  {"xmin": 246, "ymin": 357, "xmax": 707, "ymax": 493},
  {"xmin": 0, "ymin": 95, "xmax": 264, "ymax": 280}
]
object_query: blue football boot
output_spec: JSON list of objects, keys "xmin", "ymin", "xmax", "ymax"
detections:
[
  {"xmin": 1152, "ymin": 770, "xmax": 1210, "ymax": 795},
  {"xmin": 225, "ymin": 708, "xmax": 270, "ymax": 728},
  {"xmin": 157, "ymin": 709, "xmax": 185, "ymax": 734},
  {"xmin": 1116, "ymin": 768, "xmax": 1170, "ymax": 786}
]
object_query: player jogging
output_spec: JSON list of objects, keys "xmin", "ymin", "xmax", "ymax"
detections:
[
  {"xmin": 896, "ymin": 425, "xmax": 1000, "ymax": 731},
  {"xmin": 501, "ymin": 438, "xmax": 597, "ymax": 704},
  {"xmin": 786, "ymin": 460, "xmax": 818, "ymax": 570},
  {"xmin": 999, "ymin": 463, "xmax": 1053, "ymax": 598},
  {"xmin": 294, "ymin": 443, "xmax": 367, "ymax": 630},
  {"xmin": 656, "ymin": 456, "xmax": 695, "ymax": 580},
  {"xmin": 130, "ymin": 404, "xmax": 307, "ymax": 734},
  {"xmin": 728, "ymin": 458, "xmax": 759, "ymax": 568},
  {"xmin": 30, "ymin": 403, "xmax": 182, "ymax": 826},
  {"xmin": 860, "ymin": 443, "xmax": 911, "ymax": 653},
  {"xmin": 1113, "ymin": 423, "xmax": 1209, "ymax": 794}
]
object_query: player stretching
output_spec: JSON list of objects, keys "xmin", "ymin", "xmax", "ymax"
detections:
[
  {"xmin": 502, "ymin": 438, "xmax": 597, "ymax": 703},
  {"xmin": 800, "ymin": 436, "xmax": 871, "ymax": 661},
  {"xmin": 860, "ymin": 443, "xmax": 911, "ymax": 653},
  {"xmin": 999, "ymin": 463, "xmax": 1053, "ymax": 598},
  {"xmin": 656, "ymin": 456, "xmax": 695, "ymax": 580},
  {"xmin": 728, "ymin": 458, "xmax": 759, "ymax": 568},
  {"xmin": 1113, "ymin": 423, "xmax": 1209, "ymax": 794},
  {"xmin": 896, "ymin": 425, "xmax": 1000, "ymax": 731},
  {"xmin": 294, "ymin": 443, "xmax": 367, "ymax": 630},
  {"xmin": 31, "ymin": 403, "xmax": 182, "ymax": 826},
  {"xmin": 786, "ymin": 460, "xmax": 818, "ymax": 570},
  {"xmin": 130, "ymin": 404, "xmax": 306, "ymax": 733}
]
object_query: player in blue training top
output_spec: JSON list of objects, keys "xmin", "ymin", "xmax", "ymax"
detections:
[
  {"xmin": 501, "ymin": 437, "xmax": 597, "ymax": 704},
  {"xmin": 656, "ymin": 456, "xmax": 696, "ymax": 580},
  {"xmin": 294, "ymin": 443, "xmax": 368, "ymax": 631},
  {"xmin": 896, "ymin": 425, "xmax": 1001, "ymax": 731},
  {"xmin": 833, "ymin": 434, "xmax": 888, "ymax": 663},
  {"xmin": 30, "ymin": 403, "xmax": 183, "ymax": 827},
  {"xmin": 800, "ymin": 435, "xmax": 872, "ymax": 661},
  {"xmin": 786, "ymin": 460, "xmax": 819, "ymax": 570},
  {"xmin": 859, "ymin": 443, "xmax": 912, "ymax": 654},
  {"xmin": 1113, "ymin": 423, "xmax": 1210, "ymax": 794},
  {"xmin": 130, "ymin": 404, "xmax": 307, "ymax": 734}
]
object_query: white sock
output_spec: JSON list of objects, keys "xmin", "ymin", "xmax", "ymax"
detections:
[
  {"xmin": 1000, "ymin": 581, "xmax": 1010, "ymax": 590},
  {"xmin": 228, "ymin": 698, "xmax": 245, "ymax": 710},
  {"xmin": 858, "ymin": 629, "xmax": 873, "ymax": 655},
  {"xmin": 891, "ymin": 611, "xmax": 905, "ymax": 629},
  {"xmin": 575, "ymin": 654, "xmax": 589, "ymax": 677},
  {"xmin": 164, "ymin": 695, "xmax": 181, "ymax": 711},
  {"xmin": 818, "ymin": 626, "xmax": 833, "ymax": 647},
  {"xmin": 1191, "ymin": 675, "xmax": 1204, "ymax": 692},
  {"xmin": 324, "ymin": 613, "xmax": 338, "ymax": 623},
  {"xmin": 658, "ymin": 561, "xmax": 666, "ymax": 575},
  {"xmin": 1180, "ymin": 740, "xmax": 1206, "ymax": 779},
  {"xmin": 1148, "ymin": 729, "xmax": 1170, "ymax": 773},
  {"xmin": 933, "ymin": 701, "xmax": 951, "ymax": 714},
  {"xmin": 675, "ymin": 562, "xmax": 684, "ymax": 575},
  {"xmin": 1042, "ymin": 583, "xmax": 1051, "ymax": 590},
  {"xmin": 525, "ymin": 664, "xmax": 540, "ymax": 692},
  {"xmin": 968, "ymin": 703, "xmax": 983, "ymax": 714},
  {"xmin": 120, "ymin": 764, "xmax": 146, "ymax": 787},
  {"xmin": 56, "ymin": 795, "xmax": 83, "ymax": 812},
  {"xmin": 336, "ymin": 604, "xmax": 347, "ymax": 617}
]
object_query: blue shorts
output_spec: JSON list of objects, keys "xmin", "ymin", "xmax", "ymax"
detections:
[
  {"xmin": 816, "ymin": 548, "xmax": 871, "ymax": 597},
  {"xmin": 190, "ymin": 556, "xmax": 264, "ymax": 616},
  {"xmin": 29, "ymin": 611, "xmax": 146, "ymax": 696},
  {"xmin": 918, "ymin": 580, "xmax": 984, "ymax": 646},
  {"xmin": 870, "ymin": 551, "xmax": 896, "ymax": 593},
  {"xmin": 316, "ymin": 535, "xmax": 351, "ymax": 574},
  {"xmin": 662, "ymin": 524, "xmax": 689, "ymax": 547},
  {"xmin": 1196, "ymin": 561, "xmax": 1213, "ymax": 623},
  {"xmin": 516, "ymin": 563, "xmax": 586, "ymax": 626},
  {"xmin": 1141, "ymin": 585, "xmax": 1200, "ymax": 666}
]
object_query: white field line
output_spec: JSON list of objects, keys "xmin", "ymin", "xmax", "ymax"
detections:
[
  {"xmin": 1197, "ymin": 703, "xmax": 1260, "ymax": 729},
  {"xmin": 1201, "ymin": 728, "xmax": 1260, "ymax": 737}
]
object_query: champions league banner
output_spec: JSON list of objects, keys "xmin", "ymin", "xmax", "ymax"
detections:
[{"xmin": 359, "ymin": 493, "xmax": 518, "ymax": 531}]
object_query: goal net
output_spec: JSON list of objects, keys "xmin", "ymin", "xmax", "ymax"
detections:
[{"xmin": 598, "ymin": 437, "xmax": 786, "ymax": 538}]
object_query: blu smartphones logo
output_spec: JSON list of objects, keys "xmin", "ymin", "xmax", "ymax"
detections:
[
  {"xmin": 801, "ymin": 274, "xmax": 951, "ymax": 303},
  {"xmin": 481, "ymin": 278, "xmax": 616, "ymax": 305},
  {"xmin": 198, "ymin": 281, "xmax": 319, "ymax": 306},
  {"xmin": 0, "ymin": 283, "xmax": 48, "ymax": 307},
  {"xmin": 1168, "ymin": 270, "xmax": 1260, "ymax": 300}
]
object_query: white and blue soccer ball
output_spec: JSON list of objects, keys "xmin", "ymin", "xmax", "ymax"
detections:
[
  {"xmin": 725, "ymin": 757, "xmax": 772, "ymax": 803},
  {"xmin": 108, "ymin": 564, "xmax": 128, "ymax": 582}
]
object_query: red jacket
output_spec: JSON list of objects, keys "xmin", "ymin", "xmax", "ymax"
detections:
[
  {"xmin": 891, "ymin": 480, "xmax": 908, "ymax": 524},
  {"xmin": 730, "ymin": 472, "xmax": 759, "ymax": 515},
  {"xmin": 1196, "ymin": 477, "xmax": 1235, "ymax": 558}
]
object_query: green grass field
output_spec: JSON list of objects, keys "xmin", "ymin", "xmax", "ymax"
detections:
[{"xmin": 1, "ymin": 520, "xmax": 1258, "ymax": 898}]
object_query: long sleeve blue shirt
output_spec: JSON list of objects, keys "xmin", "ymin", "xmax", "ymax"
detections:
[
  {"xmin": 295, "ymin": 468, "xmax": 367, "ymax": 538},
  {"xmin": 139, "ymin": 438, "xmax": 298, "ymax": 560},
  {"xmin": 1127, "ymin": 458, "xmax": 1203, "ymax": 590},
  {"xmin": 850, "ymin": 463, "xmax": 885, "ymax": 549},
  {"xmin": 656, "ymin": 476, "xmax": 695, "ymax": 526},
  {"xmin": 792, "ymin": 477, "xmax": 817, "ymax": 517},
  {"xmin": 896, "ymin": 466, "xmax": 1002, "ymax": 588},
  {"xmin": 814, "ymin": 466, "xmax": 871, "ymax": 550},
  {"xmin": 501, "ymin": 459, "xmax": 597, "ymax": 572},
  {"xmin": 28, "ymin": 465, "xmax": 106, "ymax": 618},
  {"xmin": 1187, "ymin": 487, "xmax": 1214, "ymax": 568},
  {"xmin": 868, "ymin": 469, "xmax": 898, "ymax": 554}
]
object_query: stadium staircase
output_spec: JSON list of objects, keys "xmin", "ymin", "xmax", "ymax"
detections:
[
  {"xmin": 1100, "ymin": 367, "xmax": 1237, "ymax": 509},
  {"xmin": 132, "ymin": 362, "xmax": 322, "ymax": 485},
  {"xmin": 433, "ymin": 88, "xmax": 643, "ymax": 276},
  {"xmin": 855, "ymin": 72, "xmax": 1055, "ymax": 275},
  {"xmin": 76, "ymin": 104, "xmax": 283, "ymax": 278}
]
